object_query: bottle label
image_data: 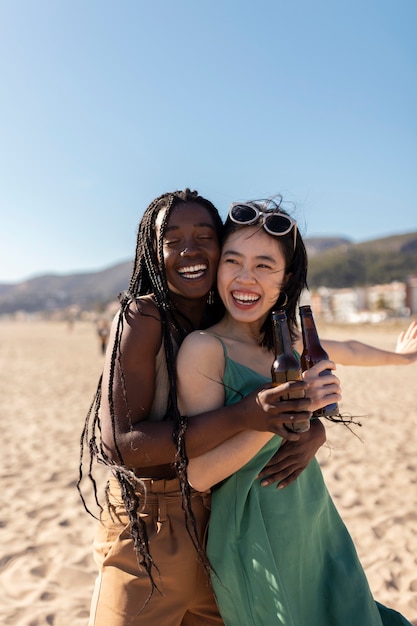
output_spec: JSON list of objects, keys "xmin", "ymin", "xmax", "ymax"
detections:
[{"xmin": 272, "ymin": 370, "xmax": 304, "ymax": 399}]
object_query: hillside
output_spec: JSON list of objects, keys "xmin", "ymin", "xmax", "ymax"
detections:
[
  {"xmin": 0, "ymin": 261, "xmax": 132, "ymax": 314},
  {"xmin": 1, "ymin": 232, "xmax": 416, "ymax": 314},
  {"xmin": 307, "ymin": 231, "xmax": 417, "ymax": 288}
]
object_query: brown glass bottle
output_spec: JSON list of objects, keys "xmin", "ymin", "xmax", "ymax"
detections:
[
  {"xmin": 299, "ymin": 305, "xmax": 339, "ymax": 417},
  {"xmin": 271, "ymin": 309, "xmax": 310, "ymax": 433}
]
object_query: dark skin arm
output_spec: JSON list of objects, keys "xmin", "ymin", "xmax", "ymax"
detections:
[
  {"xmin": 258, "ymin": 418, "xmax": 326, "ymax": 488},
  {"xmin": 100, "ymin": 300, "xmax": 311, "ymax": 477}
]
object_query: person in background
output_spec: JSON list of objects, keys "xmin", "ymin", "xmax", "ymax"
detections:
[
  {"xmin": 177, "ymin": 197, "xmax": 414, "ymax": 626},
  {"xmin": 96, "ymin": 318, "xmax": 110, "ymax": 354}
]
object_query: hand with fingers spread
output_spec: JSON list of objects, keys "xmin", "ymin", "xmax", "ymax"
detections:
[{"xmin": 395, "ymin": 320, "xmax": 417, "ymax": 362}]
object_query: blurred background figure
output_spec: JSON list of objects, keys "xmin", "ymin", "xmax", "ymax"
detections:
[{"xmin": 96, "ymin": 318, "xmax": 110, "ymax": 354}]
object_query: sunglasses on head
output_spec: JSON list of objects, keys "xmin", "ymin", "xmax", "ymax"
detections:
[{"xmin": 229, "ymin": 202, "xmax": 297, "ymax": 250}]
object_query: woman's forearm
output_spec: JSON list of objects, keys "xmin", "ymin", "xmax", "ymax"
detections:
[
  {"xmin": 323, "ymin": 339, "xmax": 415, "ymax": 366},
  {"xmin": 102, "ymin": 397, "xmax": 260, "ymax": 468},
  {"xmin": 188, "ymin": 429, "xmax": 274, "ymax": 491}
]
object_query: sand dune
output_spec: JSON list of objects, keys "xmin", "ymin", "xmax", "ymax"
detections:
[{"xmin": 0, "ymin": 319, "xmax": 416, "ymax": 625}]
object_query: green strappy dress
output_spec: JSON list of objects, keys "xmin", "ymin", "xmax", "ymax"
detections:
[{"xmin": 206, "ymin": 340, "xmax": 411, "ymax": 626}]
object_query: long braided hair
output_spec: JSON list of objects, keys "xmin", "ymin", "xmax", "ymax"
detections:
[{"xmin": 78, "ymin": 189, "xmax": 224, "ymax": 601}]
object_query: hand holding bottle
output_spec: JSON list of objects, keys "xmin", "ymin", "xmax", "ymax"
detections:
[
  {"xmin": 302, "ymin": 359, "xmax": 342, "ymax": 415},
  {"xmin": 254, "ymin": 380, "xmax": 312, "ymax": 440}
]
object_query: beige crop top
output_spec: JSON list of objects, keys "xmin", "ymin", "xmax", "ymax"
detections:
[{"xmin": 148, "ymin": 336, "xmax": 179, "ymax": 421}]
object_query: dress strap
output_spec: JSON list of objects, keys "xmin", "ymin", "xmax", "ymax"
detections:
[{"xmin": 202, "ymin": 332, "xmax": 229, "ymax": 360}]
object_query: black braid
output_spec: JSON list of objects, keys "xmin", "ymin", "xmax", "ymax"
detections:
[{"xmin": 78, "ymin": 188, "xmax": 224, "ymax": 603}]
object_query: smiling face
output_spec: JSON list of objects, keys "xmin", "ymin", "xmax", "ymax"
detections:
[
  {"xmin": 217, "ymin": 226, "xmax": 287, "ymax": 325},
  {"xmin": 155, "ymin": 201, "xmax": 221, "ymax": 302}
]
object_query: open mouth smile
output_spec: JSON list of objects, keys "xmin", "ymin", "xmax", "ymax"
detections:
[
  {"xmin": 177, "ymin": 264, "xmax": 208, "ymax": 280},
  {"xmin": 231, "ymin": 291, "xmax": 260, "ymax": 306}
]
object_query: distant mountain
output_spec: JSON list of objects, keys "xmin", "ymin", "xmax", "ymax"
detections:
[
  {"xmin": 1, "ymin": 233, "xmax": 416, "ymax": 314},
  {"xmin": 308, "ymin": 231, "xmax": 417, "ymax": 288},
  {"xmin": 0, "ymin": 261, "xmax": 132, "ymax": 314},
  {"xmin": 305, "ymin": 237, "xmax": 351, "ymax": 258}
]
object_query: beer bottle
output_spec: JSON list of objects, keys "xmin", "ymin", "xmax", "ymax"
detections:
[
  {"xmin": 271, "ymin": 309, "xmax": 310, "ymax": 433},
  {"xmin": 299, "ymin": 305, "xmax": 339, "ymax": 417}
]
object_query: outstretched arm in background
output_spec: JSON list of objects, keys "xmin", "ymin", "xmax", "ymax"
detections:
[{"xmin": 320, "ymin": 320, "xmax": 417, "ymax": 366}]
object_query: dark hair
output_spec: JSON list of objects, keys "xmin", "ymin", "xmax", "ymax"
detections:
[
  {"xmin": 223, "ymin": 195, "xmax": 308, "ymax": 349},
  {"xmin": 78, "ymin": 189, "xmax": 223, "ymax": 600}
]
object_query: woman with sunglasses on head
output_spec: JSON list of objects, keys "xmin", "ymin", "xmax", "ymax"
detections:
[
  {"xmin": 176, "ymin": 197, "xmax": 413, "ymax": 626},
  {"xmin": 79, "ymin": 189, "xmax": 332, "ymax": 626}
]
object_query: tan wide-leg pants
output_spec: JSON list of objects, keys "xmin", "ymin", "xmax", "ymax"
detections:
[{"xmin": 88, "ymin": 476, "xmax": 224, "ymax": 626}]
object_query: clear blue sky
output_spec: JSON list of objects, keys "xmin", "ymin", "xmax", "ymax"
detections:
[{"xmin": 1, "ymin": 0, "xmax": 416, "ymax": 283}]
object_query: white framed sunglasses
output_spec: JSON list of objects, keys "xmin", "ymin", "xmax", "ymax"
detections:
[{"xmin": 229, "ymin": 202, "xmax": 297, "ymax": 250}]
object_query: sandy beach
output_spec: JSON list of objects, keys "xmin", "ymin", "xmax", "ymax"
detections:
[{"xmin": 0, "ymin": 319, "xmax": 416, "ymax": 625}]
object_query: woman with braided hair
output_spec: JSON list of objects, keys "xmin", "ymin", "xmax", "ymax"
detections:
[{"xmin": 78, "ymin": 189, "xmax": 327, "ymax": 626}]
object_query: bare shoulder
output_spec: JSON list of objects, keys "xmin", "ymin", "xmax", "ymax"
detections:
[
  {"xmin": 109, "ymin": 296, "xmax": 162, "ymax": 362},
  {"xmin": 131, "ymin": 295, "xmax": 161, "ymax": 323},
  {"xmin": 179, "ymin": 330, "xmax": 225, "ymax": 358},
  {"xmin": 177, "ymin": 331, "xmax": 226, "ymax": 381},
  {"xmin": 177, "ymin": 331, "xmax": 226, "ymax": 412}
]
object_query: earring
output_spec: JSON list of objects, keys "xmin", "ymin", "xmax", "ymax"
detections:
[{"xmin": 207, "ymin": 289, "xmax": 215, "ymax": 305}]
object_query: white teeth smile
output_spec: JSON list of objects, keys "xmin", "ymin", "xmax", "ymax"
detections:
[
  {"xmin": 232, "ymin": 291, "xmax": 260, "ymax": 305},
  {"xmin": 178, "ymin": 264, "xmax": 207, "ymax": 279}
]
